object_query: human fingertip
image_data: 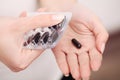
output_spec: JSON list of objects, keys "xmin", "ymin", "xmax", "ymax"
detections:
[
  {"xmin": 52, "ymin": 14, "xmax": 64, "ymax": 22},
  {"xmin": 62, "ymin": 67, "xmax": 70, "ymax": 77},
  {"xmin": 97, "ymin": 32, "xmax": 109, "ymax": 54},
  {"xmin": 82, "ymin": 77, "xmax": 90, "ymax": 80},
  {"xmin": 72, "ymin": 73, "xmax": 81, "ymax": 80},
  {"xmin": 100, "ymin": 43, "xmax": 105, "ymax": 54},
  {"xmin": 62, "ymin": 68, "xmax": 69, "ymax": 77},
  {"xmin": 92, "ymin": 62, "xmax": 101, "ymax": 71},
  {"xmin": 64, "ymin": 74, "xmax": 69, "ymax": 77},
  {"xmin": 76, "ymin": 78, "xmax": 81, "ymax": 80}
]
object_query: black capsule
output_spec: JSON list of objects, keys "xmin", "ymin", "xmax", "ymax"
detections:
[
  {"xmin": 52, "ymin": 25, "xmax": 58, "ymax": 30},
  {"xmin": 71, "ymin": 38, "xmax": 81, "ymax": 49},
  {"xmin": 33, "ymin": 32, "xmax": 41, "ymax": 44},
  {"xmin": 41, "ymin": 32, "xmax": 49, "ymax": 43},
  {"xmin": 23, "ymin": 42, "xmax": 27, "ymax": 46},
  {"xmin": 51, "ymin": 31, "xmax": 58, "ymax": 43},
  {"xmin": 48, "ymin": 26, "xmax": 52, "ymax": 29},
  {"xmin": 27, "ymin": 35, "xmax": 34, "ymax": 44}
]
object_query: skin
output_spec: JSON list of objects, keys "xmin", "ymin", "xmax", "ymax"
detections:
[
  {"xmin": 39, "ymin": 1, "xmax": 109, "ymax": 80},
  {"xmin": 0, "ymin": 13, "xmax": 64, "ymax": 72}
]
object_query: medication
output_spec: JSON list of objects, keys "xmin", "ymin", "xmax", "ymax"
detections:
[
  {"xmin": 71, "ymin": 38, "xmax": 81, "ymax": 49},
  {"xmin": 33, "ymin": 32, "xmax": 41, "ymax": 44},
  {"xmin": 23, "ymin": 12, "xmax": 72, "ymax": 49},
  {"xmin": 41, "ymin": 32, "xmax": 49, "ymax": 43}
]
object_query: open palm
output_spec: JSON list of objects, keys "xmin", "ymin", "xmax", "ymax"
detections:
[{"xmin": 52, "ymin": 3, "xmax": 108, "ymax": 80}]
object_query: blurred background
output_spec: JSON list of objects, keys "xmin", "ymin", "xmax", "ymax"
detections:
[{"xmin": 0, "ymin": 0, "xmax": 120, "ymax": 80}]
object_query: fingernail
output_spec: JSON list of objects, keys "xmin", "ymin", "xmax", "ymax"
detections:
[
  {"xmin": 101, "ymin": 43, "xmax": 105, "ymax": 53},
  {"xmin": 52, "ymin": 14, "xmax": 64, "ymax": 21},
  {"xmin": 65, "ymin": 74, "xmax": 69, "ymax": 77}
]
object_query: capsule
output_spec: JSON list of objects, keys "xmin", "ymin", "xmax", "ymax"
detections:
[
  {"xmin": 51, "ymin": 31, "xmax": 58, "ymax": 43},
  {"xmin": 52, "ymin": 25, "xmax": 58, "ymax": 30},
  {"xmin": 33, "ymin": 32, "xmax": 41, "ymax": 44},
  {"xmin": 41, "ymin": 32, "xmax": 49, "ymax": 43},
  {"xmin": 71, "ymin": 38, "xmax": 81, "ymax": 49}
]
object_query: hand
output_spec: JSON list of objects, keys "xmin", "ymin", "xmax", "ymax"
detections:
[
  {"xmin": 52, "ymin": 3, "xmax": 109, "ymax": 80},
  {"xmin": 0, "ymin": 13, "xmax": 63, "ymax": 72}
]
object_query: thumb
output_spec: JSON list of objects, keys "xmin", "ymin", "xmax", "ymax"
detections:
[
  {"xmin": 92, "ymin": 20, "xmax": 109, "ymax": 54},
  {"xmin": 23, "ymin": 14, "xmax": 64, "ymax": 32}
]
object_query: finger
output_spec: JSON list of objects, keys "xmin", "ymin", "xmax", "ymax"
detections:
[
  {"xmin": 52, "ymin": 49, "xmax": 69, "ymax": 76},
  {"xmin": 89, "ymin": 48, "xmax": 102, "ymax": 71},
  {"xmin": 67, "ymin": 53, "xmax": 80, "ymax": 80},
  {"xmin": 90, "ymin": 19, "xmax": 109, "ymax": 53},
  {"xmin": 23, "ymin": 14, "xmax": 64, "ymax": 33},
  {"xmin": 78, "ymin": 52, "xmax": 91, "ymax": 80},
  {"xmin": 19, "ymin": 11, "xmax": 27, "ymax": 17}
]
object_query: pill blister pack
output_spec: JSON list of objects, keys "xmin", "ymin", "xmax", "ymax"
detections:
[{"xmin": 23, "ymin": 12, "xmax": 72, "ymax": 49}]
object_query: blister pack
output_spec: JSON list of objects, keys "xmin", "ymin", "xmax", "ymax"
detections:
[{"xmin": 23, "ymin": 12, "xmax": 72, "ymax": 49}]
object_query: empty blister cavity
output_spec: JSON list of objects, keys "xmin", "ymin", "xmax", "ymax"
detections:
[{"xmin": 23, "ymin": 12, "xmax": 72, "ymax": 49}]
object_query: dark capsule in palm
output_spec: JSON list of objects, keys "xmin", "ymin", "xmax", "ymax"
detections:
[{"xmin": 71, "ymin": 38, "xmax": 81, "ymax": 49}]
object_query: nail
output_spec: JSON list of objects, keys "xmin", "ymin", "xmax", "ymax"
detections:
[
  {"xmin": 52, "ymin": 14, "xmax": 64, "ymax": 21},
  {"xmin": 101, "ymin": 43, "xmax": 105, "ymax": 53},
  {"xmin": 65, "ymin": 74, "xmax": 69, "ymax": 77}
]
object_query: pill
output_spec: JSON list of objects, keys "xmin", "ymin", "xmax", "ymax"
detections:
[
  {"xmin": 51, "ymin": 31, "xmax": 58, "ymax": 43},
  {"xmin": 33, "ymin": 32, "xmax": 41, "ymax": 44},
  {"xmin": 41, "ymin": 32, "xmax": 49, "ymax": 43},
  {"xmin": 48, "ymin": 26, "xmax": 52, "ymax": 29},
  {"xmin": 71, "ymin": 38, "xmax": 81, "ymax": 49},
  {"xmin": 52, "ymin": 25, "xmax": 58, "ymax": 30}
]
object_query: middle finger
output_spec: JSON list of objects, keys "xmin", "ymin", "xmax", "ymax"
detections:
[{"xmin": 67, "ymin": 52, "xmax": 80, "ymax": 80}]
